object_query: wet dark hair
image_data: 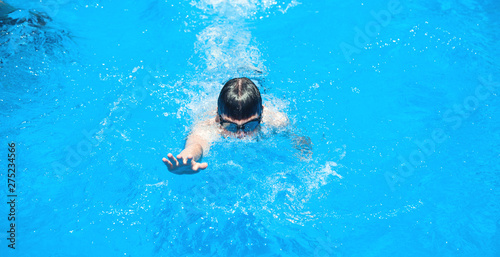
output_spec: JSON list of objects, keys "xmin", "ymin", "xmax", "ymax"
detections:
[{"xmin": 217, "ymin": 77, "xmax": 262, "ymax": 120}]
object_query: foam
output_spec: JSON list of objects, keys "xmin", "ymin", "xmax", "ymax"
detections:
[
  {"xmin": 190, "ymin": 0, "xmax": 302, "ymax": 18},
  {"xmin": 194, "ymin": 22, "xmax": 265, "ymax": 77},
  {"xmin": 191, "ymin": 0, "xmax": 278, "ymax": 18}
]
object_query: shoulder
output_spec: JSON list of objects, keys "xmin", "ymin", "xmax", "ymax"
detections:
[
  {"xmin": 262, "ymin": 105, "xmax": 289, "ymax": 128},
  {"xmin": 187, "ymin": 117, "xmax": 221, "ymax": 147},
  {"xmin": 192, "ymin": 117, "xmax": 218, "ymax": 133}
]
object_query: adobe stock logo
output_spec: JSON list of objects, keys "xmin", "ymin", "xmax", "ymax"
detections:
[
  {"xmin": 385, "ymin": 75, "xmax": 499, "ymax": 191},
  {"xmin": 340, "ymin": 0, "xmax": 403, "ymax": 63}
]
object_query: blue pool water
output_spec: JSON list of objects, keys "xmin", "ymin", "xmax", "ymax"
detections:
[{"xmin": 1, "ymin": 0, "xmax": 499, "ymax": 256}]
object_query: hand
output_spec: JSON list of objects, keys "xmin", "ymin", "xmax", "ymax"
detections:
[{"xmin": 162, "ymin": 152, "xmax": 208, "ymax": 175}]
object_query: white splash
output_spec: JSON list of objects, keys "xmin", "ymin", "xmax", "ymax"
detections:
[
  {"xmin": 190, "ymin": 0, "xmax": 279, "ymax": 18},
  {"xmin": 194, "ymin": 22, "xmax": 265, "ymax": 75}
]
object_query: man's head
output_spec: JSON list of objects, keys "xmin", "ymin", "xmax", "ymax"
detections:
[
  {"xmin": 217, "ymin": 77, "xmax": 262, "ymax": 120},
  {"xmin": 217, "ymin": 77, "xmax": 263, "ymax": 135}
]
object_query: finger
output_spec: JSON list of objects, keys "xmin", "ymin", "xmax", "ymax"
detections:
[
  {"xmin": 162, "ymin": 158, "xmax": 173, "ymax": 170},
  {"xmin": 182, "ymin": 156, "xmax": 190, "ymax": 165},
  {"xmin": 169, "ymin": 154, "xmax": 179, "ymax": 166},
  {"xmin": 186, "ymin": 155, "xmax": 194, "ymax": 165},
  {"xmin": 176, "ymin": 154, "xmax": 185, "ymax": 164},
  {"xmin": 192, "ymin": 163, "xmax": 200, "ymax": 171},
  {"xmin": 198, "ymin": 162, "xmax": 208, "ymax": 170},
  {"xmin": 192, "ymin": 162, "xmax": 208, "ymax": 171}
]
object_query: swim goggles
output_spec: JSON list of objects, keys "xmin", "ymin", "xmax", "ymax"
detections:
[{"xmin": 218, "ymin": 114, "xmax": 261, "ymax": 133}]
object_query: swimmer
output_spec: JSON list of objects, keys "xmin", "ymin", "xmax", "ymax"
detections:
[{"xmin": 162, "ymin": 77, "xmax": 298, "ymax": 175}]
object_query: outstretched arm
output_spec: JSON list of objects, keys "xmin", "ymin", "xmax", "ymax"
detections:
[{"xmin": 162, "ymin": 120, "xmax": 214, "ymax": 174}]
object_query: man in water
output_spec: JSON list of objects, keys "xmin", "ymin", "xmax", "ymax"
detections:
[{"xmin": 163, "ymin": 77, "xmax": 291, "ymax": 174}]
